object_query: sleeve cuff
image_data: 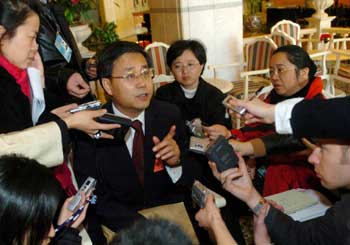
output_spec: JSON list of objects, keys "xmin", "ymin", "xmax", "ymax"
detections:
[
  {"xmin": 55, "ymin": 119, "xmax": 70, "ymax": 154},
  {"xmin": 250, "ymin": 138, "xmax": 266, "ymax": 157},
  {"xmin": 275, "ymin": 98, "xmax": 303, "ymax": 134}
]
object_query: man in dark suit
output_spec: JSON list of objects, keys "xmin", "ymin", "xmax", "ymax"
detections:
[{"xmin": 73, "ymin": 41, "xmax": 197, "ymax": 241}]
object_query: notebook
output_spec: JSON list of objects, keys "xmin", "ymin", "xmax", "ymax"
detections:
[{"xmin": 266, "ymin": 189, "xmax": 318, "ymax": 214}]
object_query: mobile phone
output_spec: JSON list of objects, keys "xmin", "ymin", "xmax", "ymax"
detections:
[
  {"xmin": 205, "ymin": 135, "xmax": 239, "ymax": 172},
  {"xmin": 222, "ymin": 95, "xmax": 247, "ymax": 115},
  {"xmin": 67, "ymin": 177, "xmax": 96, "ymax": 212},
  {"xmin": 192, "ymin": 180, "xmax": 227, "ymax": 208},
  {"xmin": 95, "ymin": 113, "xmax": 133, "ymax": 127},
  {"xmin": 69, "ymin": 100, "xmax": 102, "ymax": 113}
]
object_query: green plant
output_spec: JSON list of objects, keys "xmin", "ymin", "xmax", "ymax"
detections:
[
  {"xmin": 83, "ymin": 22, "xmax": 119, "ymax": 52},
  {"xmin": 55, "ymin": 0, "xmax": 97, "ymax": 25},
  {"xmin": 250, "ymin": 0, "xmax": 261, "ymax": 15}
]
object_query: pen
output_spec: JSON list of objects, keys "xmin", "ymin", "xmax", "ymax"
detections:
[{"xmin": 55, "ymin": 203, "xmax": 86, "ymax": 233}]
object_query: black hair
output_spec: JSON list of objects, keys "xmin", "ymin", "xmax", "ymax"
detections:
[
  {"xmin": 97, "ymin": 41, "xmax": 153, "ymax": 79},
  {"xmin": 166, "ymin": 39, "xmax": 207, "ymax": 74},
  {"xmin": 0, "ymin": 155, "xmax": 62, "ymax": 245},
  {"xmin": 272, "ymin": 45, "xmax": 317, "ymax": 82},
  {"xmin": 110, "ymin": 218, "xmax": 193, "ymax": 245},
  {"xmin": 0, "ymin": 0, "xmax": 37, "ymax": 39}
]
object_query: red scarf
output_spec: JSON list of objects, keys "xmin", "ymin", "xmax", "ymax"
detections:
[{"xmin": 0, "ymin": 56, "xmax": 31, "ymax": 100}]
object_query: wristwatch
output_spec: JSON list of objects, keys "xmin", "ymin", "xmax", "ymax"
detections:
[{"xmin": 251, "ymin": 198, "xmax": 267, "ymax": 216}]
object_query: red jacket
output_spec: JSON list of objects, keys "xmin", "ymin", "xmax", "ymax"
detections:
[{"xmin": 231, "ymin": 77, "xmax": 324, "ymax": 196}]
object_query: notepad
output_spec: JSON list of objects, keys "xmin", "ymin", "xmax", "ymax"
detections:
[{"xmin": 266, "ymin": 189, "xmax": 318, "ymax": 214}]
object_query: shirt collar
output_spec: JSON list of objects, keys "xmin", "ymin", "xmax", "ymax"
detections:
[{"xmin": 112, "ymin": 103, "xmax": 145, "ymax": 132}]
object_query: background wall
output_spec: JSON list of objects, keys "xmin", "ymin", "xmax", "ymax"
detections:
[{"xmin": 150, "ymin": 0, "xmax": 243, "ymax": 81}]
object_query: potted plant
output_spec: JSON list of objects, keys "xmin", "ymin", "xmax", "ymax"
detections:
[
  {"xmin": 83, "ymin": 22, "xmax": 119, "ymax": 53},
  {"xmin": 55, "ymin": 0, "xmax": 97, "ymax": 25},
  {"xmin": 244, "ymin": 0, "xmax": 263, "ymax": 34}
]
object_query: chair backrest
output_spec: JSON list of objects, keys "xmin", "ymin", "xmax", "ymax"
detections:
[
  {"xmin": 145, "ymin": 42, "xmax": 170, "ymax": 75},
  {"xmin": 271, "ymin": 30, "xmax": 296, "ymax": 47},
  {"xmin": 271, "ymin": 20, "xmax": 301, "ymax": 45},
  {"xmin": 244, "ymin": 36, "xmax": 277, "ymax": 71}
]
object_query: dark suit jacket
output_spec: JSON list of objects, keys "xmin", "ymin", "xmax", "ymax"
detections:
[{"xmin": 73, "ymin": 99, "xmax": 197, "ymax": 231}]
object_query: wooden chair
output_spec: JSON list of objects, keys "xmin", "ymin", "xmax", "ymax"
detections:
[
  {"xmin": 271, "ymin": 19, "xmax": 301, "ymax": 46},
  {"xmin": 329, "ymin": 49, "xmax": 350, "ymax": 97},
  {"xmin": 271, "ymin": 30, "xmax": 296, "ymax": 47},
  {"xmin": 145, "ymin": 42, "xmax": 174, "ymax": 92},
  {"xmin": 240, "ymin": 36, "xmax": 277, "ymax": 99}
]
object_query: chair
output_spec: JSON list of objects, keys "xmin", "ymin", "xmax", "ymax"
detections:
[
  {"xmin": 270, "ymin": 20, "xmax": 301, "ymax": 46},
  {"xmin": 240, "ymin": 36, "xmax": 277, "ymax": 99},
  {"xmin": 145, "ymin": 41, "xmax": 170, "ymax": 76},
  {"xmin": 145, "ymin": 42, "xmax": 174, "ymax": 92},
  {"xmin": 329, "ymin": 49, "xmax": 350, "ymax": 97},
  {"xmin": 271, "ymin": 30, "xmax": 296, "ymax": 47}
]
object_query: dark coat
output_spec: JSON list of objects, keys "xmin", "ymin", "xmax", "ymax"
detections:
[
  {"xmin": 155, "ymin": 78, "xmax": 232, "ymax": 129},
  {"xmin": 73, "ymin": 99, "xmax": 197, "ymax": 231},
  {"xmin": 36, "ymin": 3, "xmax": 91, "ymax": 108},
  {"xmin": 265, "ymin": 192, "xmax": 350, "ymax": 245}
]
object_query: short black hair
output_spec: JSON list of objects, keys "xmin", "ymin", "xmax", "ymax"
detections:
[
  {"xmin": 0, "ymin": 155, "xmax": 62, "ymax": 245},
  {"xmin": 97, "ymin": 41, "xmax": 153, "ymax": 79},
  {"xmin": 110, "ymin": 218, "xmax": 193, "ymax": 245},
  {"xmin": 0, "ymin": 0, "xmax": 37, "ymax": 39},
  {"xmin": 273, "ymin": 45, "xmax": 317, "ymax": 82},
  {"xmin": 166, "ymin": 39, "xmax": 207, "ymax": 73}
]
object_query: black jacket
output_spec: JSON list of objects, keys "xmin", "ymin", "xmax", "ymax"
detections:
[
  {"xmin": 265, "ymin": 192, "xmax": 350, "ymax": 245},
  {"xmin": 155, "ymin": 78, "xmax": 232, "ymax": 129},
  {"xmin": 36, "ymin": 3, "xmax": 91, "ymax": 108}
]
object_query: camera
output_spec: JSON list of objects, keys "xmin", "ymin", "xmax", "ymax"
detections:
[
  {"xmin": 69, "ymin": 100, "xmax": 102, "ymax": 113},
  {"xmin": 205, "ymin": 135, "xmax": 239, "ymax": 172},
  {"xmin": 192, "ymin": 180, "xmax": 226, "ymax": 208},
  {"xmin": 67, "ymin": 177, "xmax": 97, "ymax": 212},
  {"xmin": 185, "ymin": 118, "xmax": 206, "ymax": 138},
  {"xmin": 95, "ymin": 113, "xmax": 133, "ymax": 127},
  {"xmin": 222, "ymin": 95, "xmax": 247, "ymax": 115}
]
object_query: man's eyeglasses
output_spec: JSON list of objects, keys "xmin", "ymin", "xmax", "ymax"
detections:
[
  {"xmin": 173, "ymin": 62, "xmax": 200, "ymax": 72},
  {"xmin": 111, "ymin": 68, "xmax": 154, "ymax": 81},
  {"xmin": 269, "ymin": 66, "xmax": 295, "ymax": 77}
]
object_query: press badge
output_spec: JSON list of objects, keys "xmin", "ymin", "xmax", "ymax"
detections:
[{"xmin": 55, "ymin": 33, "xmax": 72, "ymax": 62}]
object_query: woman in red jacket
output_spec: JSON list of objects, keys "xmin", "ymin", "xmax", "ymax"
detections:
[{"xmin": 206, "ymin": 45, "xmax": 324, "ymax": 196}]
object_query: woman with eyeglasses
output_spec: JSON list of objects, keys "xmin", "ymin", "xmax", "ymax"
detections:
[
  {"xmin": 0, "ymin": 155, "xmax": 88, "ymax": 245},
  {"xmin": 208, "ymin": 45, "xmax": 325, "ymax": 197},
  {"xmin": 155, "ymin": 40, "xmax": 246, "ymax": 244}
]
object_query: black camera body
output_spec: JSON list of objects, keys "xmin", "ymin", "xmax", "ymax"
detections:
[{"xmin": 205, "ymin": 135, "xmax": 238, "ymax": 172}]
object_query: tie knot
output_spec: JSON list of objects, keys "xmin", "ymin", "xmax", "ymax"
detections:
[{"xmin": 132, "ymin": 120, "xmax": 143, "ymax": 131}]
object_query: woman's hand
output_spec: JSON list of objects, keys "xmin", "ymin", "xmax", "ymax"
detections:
[
  {"xmin": 228, "ymin": 97, "xmax": 276, "ymax": 125},
  {"xmin": 57, "ymin": 193, "xmax": 88, "ymax": 229},
  {"xmin": 63, "ymin": 109, "xmax": 121, "ymax": 139},
  {"xmin": 203, "ymin": 124, "xmax": 231, "ymax": 140},
  {"xmin": 208, "ymin": 154, "xmax": 262, "ymax": 208},
  {"xmin": 195, "ymin": 194, "xmax": 222, "ymax": 230},
  {"xmin": 228, "ymin": 139, "xmax": 254, "ymax": 156}
]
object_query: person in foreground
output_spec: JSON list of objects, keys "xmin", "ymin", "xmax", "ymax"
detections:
[
  {"xmin": 204, "ymin": 97, "xmax": 350, "ymax": 244},
  {"xmin": 110, "ymin": 218, "xmax": 192, "ymax": 245},
  {"xmin": 207, "ymin": 144, "xmax": 350, "ymax": 244},
  {"xmin": 73, "ymin": 41, "xmax": 196, "ymax": 242},
  {"xmin": 205, "ymin": 45, "xmax": 324, "ymax": 196},
  {"xmin": 0, "ymin": 155, "xmax": 89, "ymax": 245}
]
